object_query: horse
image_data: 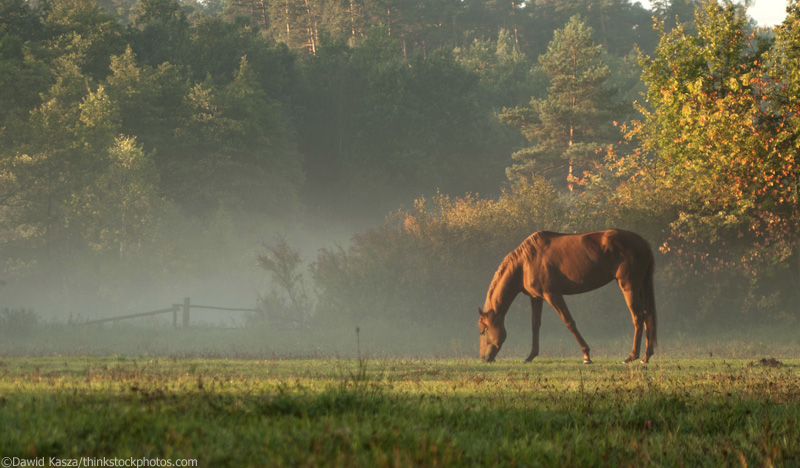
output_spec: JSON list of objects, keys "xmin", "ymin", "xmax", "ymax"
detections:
[{"xmin": 477, "ymin": 229, "xmax": 657, "ymax": 364}]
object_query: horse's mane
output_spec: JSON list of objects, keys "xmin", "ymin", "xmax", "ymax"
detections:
[{"xmin": 486, "ymin": 232, "xmax": 554, "ymax": 305}]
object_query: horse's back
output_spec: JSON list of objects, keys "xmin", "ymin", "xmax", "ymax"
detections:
[
  {"xmin": 597, "ymin": 229, "xmax": 654, "ymax": 261},
  {"xmin": 531, "ymin": 229, "xmax": 648, "ymax": 255},
  {"xmin": 527, "ymin": 229, "xmax": 653, "ymax": 294},
  {"xmin": 526, "ymin": 229, "xmax": 652, "ymax": 266}
]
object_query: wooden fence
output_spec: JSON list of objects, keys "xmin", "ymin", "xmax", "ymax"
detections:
[{"xmin": 81, "ymin": 297, "xmax": 261, "ymax": 328}]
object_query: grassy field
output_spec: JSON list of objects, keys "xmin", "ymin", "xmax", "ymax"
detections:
[{"xmin": 1, "ymin": 355, "xmax": 798, "ymax": 467}]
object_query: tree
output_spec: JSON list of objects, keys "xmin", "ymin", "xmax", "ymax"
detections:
[
  {"xmin": 0, "ymin": 0, "xmax": 43, "ymax": 39},
  {"xmin": 351, "ymin": 48, "xmax": 507, "ymax": 214},
  {"xmin": 268, "ymin": 0, "xmax": 321, "ymax": 54},
  {"xmin": 584, "ymin": 1, "xmax": 798, "ymax": 280},
  {"xmin": 187, "ymin": 14, "xmax": 298, "ymax": 98},
  {"xmin": 219, "ymin": 0, "xmax": 269, "ymax": 29},
  {"xmin": 174, "ymin": 56, "xmax": 304, "ymax": 215},
  {"xmin": 499, "ymin": 15, "xmax": 620, "ymax": 189},
  {"xmin": 11, "ymin": 54, "xmax": 93, "ymax": 250},
  {"xmin": 521, "ymin": 1, "xmax": 659, "ymax": 60},
  {"xmin": 257, "ymin": 236, "xmax": 312, "ymax": 327},
  {"xmin": 103, "ymin": 45, "xmax": 188, "ymax": 156},
  {"xmin": 41, "ymin": 0, "xmax": 127, "ymax": 79},
  {"xmin": 296, "ymin": 32, "xmax": 513, "ymax": 221},
  {"xmin": 641, "ymin": 1, "xmax": 796, "ymax": 272},
  {"xmin": 67, "ymin": 135, "xmax": 161, "ymax": 258},
  {"xmin": 0, "ymin": 32, "xmax": 51, "ymax": 145},
  {"xmin": 650, "ymin": 0, "xmax": 699, "ymax": 32},
  {"xmin": 129, "ymin": 0, "xmax": 192, "ymax": 67},
  {"xmin": 455, "ymin": 28, "xmax": 542, "ymax": 109}
]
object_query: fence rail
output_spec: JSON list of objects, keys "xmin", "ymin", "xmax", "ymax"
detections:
[
  {"xmin": 81, "ymin": 297, "xmax": 260, "ymax": 328},
  {"xmin": 81, "ymin": 307, "xmax": 176, "ymax": 326}
]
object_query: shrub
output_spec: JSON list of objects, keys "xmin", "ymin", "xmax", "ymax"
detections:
[
  {"xmin": 310, "ymin": 178, "xmax": 566, "ymax": 328},
  {"xmin": 1, "ymin": 308, "xmax": 39, "ymax": 337},
  {"xmin": 256, "ymin": 237, "xmax": 313, "ymax": 328}
]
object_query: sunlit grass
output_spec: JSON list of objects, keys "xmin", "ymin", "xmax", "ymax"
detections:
[{"xmin": 1, "ymin": 356, "xmax": 798, "ymax": 466}]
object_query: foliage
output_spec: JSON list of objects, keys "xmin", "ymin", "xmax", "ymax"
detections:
[
  {"xmin": 583, "ymin": 1, "xmax": 798, "ymax": 277},
  {"xmin": 296, "ymin": 32, "xmax": 516, "ymax": 219},
  {"xmin": 454, "ymin": 28, "xmax": 544, "ymax": 109},
  {"xmin": 564, "ymin": 0, "xmax": 800, "ymax": 325}
]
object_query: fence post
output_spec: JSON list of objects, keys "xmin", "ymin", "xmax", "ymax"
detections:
[{"xmin": 183, "ymin": 297, "xmax": 190, "ymax": 328}]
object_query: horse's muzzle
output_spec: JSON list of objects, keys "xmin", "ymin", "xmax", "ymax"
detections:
[{"xmin": 481, "ymin": 345, "xmax": 499, "ymax": 362}]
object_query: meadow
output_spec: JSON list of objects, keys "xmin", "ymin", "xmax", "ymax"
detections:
[{"xmin": 1, "ymin": 353, "xmax": 798, "ymax": 467}]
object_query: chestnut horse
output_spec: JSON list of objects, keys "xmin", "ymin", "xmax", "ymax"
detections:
[{"xmin": 478, "ymin": 229, "xmax": 656, "ymax": 364}]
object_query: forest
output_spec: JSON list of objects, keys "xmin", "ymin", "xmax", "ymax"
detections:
[{"xmin": 0, "ymin": 0, "xmax": 798, "ymax": 343}]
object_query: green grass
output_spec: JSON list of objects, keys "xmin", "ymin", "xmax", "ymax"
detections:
[{"xmin": 1, "ymin": 355, "xmax": 798, "ymax": 467}]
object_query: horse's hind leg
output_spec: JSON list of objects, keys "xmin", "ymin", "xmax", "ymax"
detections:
[
  {"xmin": 642, "ymin": 312, "xmax": 655, "ymax": 363},
  {"xmin": 619, "ymin": 281, "xmax": 644, "ymax": 364},
  {"xmin": 544, "ymin": 293, "xmax": 592, "ymax": 364},
  {"xmin": 524, "ymin": 297, "xmax": 543, "ymax": 363}
]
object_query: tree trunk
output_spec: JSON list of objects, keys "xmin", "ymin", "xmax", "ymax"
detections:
[
  {"xmin": 284, "ymin": 0, "xmax": 290, "ymax": 41},
  {"xmin": 303, "ymin": 0, "xmax": 316, "ymax": 54}
]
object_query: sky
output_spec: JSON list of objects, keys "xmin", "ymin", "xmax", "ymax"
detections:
[
  {"xmin": 638, "ymin": 0, "xmax": 788, "ymax": 27},
  {"xmin": 747, "ymin": 0, "xmax": 791, "ymax": 26}
]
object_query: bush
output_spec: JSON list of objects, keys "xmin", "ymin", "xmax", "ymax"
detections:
[
  {"xmin": 1, "ymin": 308, "xmax": 39, "ymax": 337},
  {"xmin": 310, "ymin": 178, "xmax": 567, "ymax": 329},
  {"xmin": 310, "ymin": 174, "xmax": 798, "ymax": 335},
  {"xmin": 257, "ymin": 237, "xmax": 313, "ymax": 328}
]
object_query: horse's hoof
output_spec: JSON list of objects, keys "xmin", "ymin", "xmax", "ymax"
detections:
[{"xmin": 583, "ymin": 359, "xmax": 593, "ymax": 365}]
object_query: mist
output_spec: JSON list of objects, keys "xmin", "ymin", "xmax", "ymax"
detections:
[{"xmin": 2, "ymin": 205, "xmax": 798, "ymax": 360}]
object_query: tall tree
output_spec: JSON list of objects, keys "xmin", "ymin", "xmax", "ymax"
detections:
[
  {"xmin": 268, "ymin": 0, "xmax": 321, "ymax": 54},
  {"xmin": 220, "ymin": 0, "xmax": 269, "ymax": 29},
  {"xmin": 499, "ymin": 15, "xmax": 620, "ymax": 189}
]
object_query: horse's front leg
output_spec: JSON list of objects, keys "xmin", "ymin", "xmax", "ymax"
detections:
[
  {"xmin": 524, "ymin": 297, "xmax": 543, "ymax": 363},
  {"xmin": 544, "ymin": 293, "xmax": 592, "ymax": 364}
]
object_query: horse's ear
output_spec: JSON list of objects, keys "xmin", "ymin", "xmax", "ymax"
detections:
[{"xmin": 478, "ymin": 307, "xmax": 486, "ymax": 317}]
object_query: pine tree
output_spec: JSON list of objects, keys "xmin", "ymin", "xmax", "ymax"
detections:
[{"xmin": 499, "ymin": 15, "xmax": 619, "ymax": 189}]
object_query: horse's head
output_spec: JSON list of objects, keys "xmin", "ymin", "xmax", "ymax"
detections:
[{"xmin": 478, "ymin": 308, "xmax": 506, "ymax": 362}]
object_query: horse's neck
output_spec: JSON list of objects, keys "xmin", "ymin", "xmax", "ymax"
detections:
[{"xmin": 485, "ymin": 258, "xmax": 523, "ymax": 316}]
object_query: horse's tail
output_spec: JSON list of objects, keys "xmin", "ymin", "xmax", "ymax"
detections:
[{"xmin": 643, "ymin": 255, "xmax": 657, "ymax": 351}]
